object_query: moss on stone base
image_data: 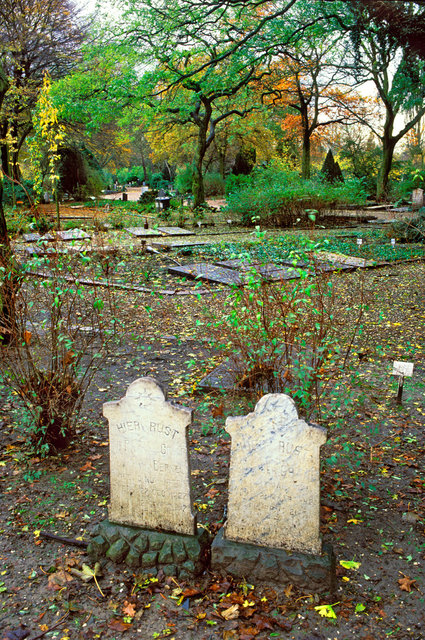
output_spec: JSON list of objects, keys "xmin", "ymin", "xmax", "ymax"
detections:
[{"xmin": 88, "ymin": 520, "xmax": 210, "ymax": 578}]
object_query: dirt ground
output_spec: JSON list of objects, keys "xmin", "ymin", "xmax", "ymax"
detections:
[{"xmin": 0, "ymin": 251, "xmax": 424, "ymax": 640}]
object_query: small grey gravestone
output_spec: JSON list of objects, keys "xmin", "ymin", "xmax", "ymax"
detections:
[
  {"xmin": 412, "ymin": 188, "xmax": 424, "ymax": 208},
  {"xmin": 225, "ymin": 394, "xmax": 326, "ymax": 555},
  {"xmin": 103, "ymin": 377, "xmax": 195, "ymax": 535}
]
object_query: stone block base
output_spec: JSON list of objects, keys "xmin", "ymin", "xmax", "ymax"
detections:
[
  {"xmin": 211, "ymin": 529, "xmax": 335, "ymax": 593},
  {"xmin": 88, "ymin": 520, "xmax": 210, "ymax": 579}
]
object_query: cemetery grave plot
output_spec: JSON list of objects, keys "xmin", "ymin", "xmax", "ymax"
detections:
[
  {"xmin": 56, "ymin": 228, "xmax": 92, "ymax": 241},
  {"xmin": 157, "ymin": 226, "xmax": 195, "ymax": 236},
  {"xmin": 0, "ymin": 247, "xmax": 424, "ymax": 639},
  {"xmin": 125, "ymin": 227, "xmax": 163, "ymax": 238}
]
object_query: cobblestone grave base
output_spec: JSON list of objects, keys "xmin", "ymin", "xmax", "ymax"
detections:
[
  {"xmin": 88, "ymin": 520, "xmax": 210, "ymax": 579},
  {"xmin": 211, "ymin": 529, "xmax": 335, "ymax": 593}
]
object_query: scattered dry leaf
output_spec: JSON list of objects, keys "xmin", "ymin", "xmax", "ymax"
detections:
[
  {"xmin": 398, "ymin": 574, "xmax": 417, "ymax": 592},
  {"xmin": 221, "ymin": 604, "xmax": 240, "ymax": 620}
]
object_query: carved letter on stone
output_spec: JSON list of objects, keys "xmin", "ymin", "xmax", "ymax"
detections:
[
  {"xmin": 225, "ymin": 394, "xmax": 326, "ymax": 554},
  {"xmin": 103, "ymin": 377, "xmax": 195, "ymax": 535}
]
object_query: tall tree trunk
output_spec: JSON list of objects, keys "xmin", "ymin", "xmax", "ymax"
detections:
[
  {"xmin": 301, "ymin": 130, "xmax": 311, "ymax": 180},
  {"xmin": 300, "ymin": 108, "xmax": 311, "ymax": 180},
  {"xmin": 377, "ymin": 110, "xmax": 396, "ymax": 200},
  {"xmin": 140, "ymin": 147, "xmax": 148, "ymax": 182},
  {"xmin": 192, "ymin": 118, "xmax": 208, "ymax": 208}
]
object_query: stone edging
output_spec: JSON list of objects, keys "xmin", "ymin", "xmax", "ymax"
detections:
[{"xmin": 87, "ymin": 520, "xmax": 210, "ymax": 579}]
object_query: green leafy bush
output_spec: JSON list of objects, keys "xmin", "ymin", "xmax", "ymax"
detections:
[
  {"xmin": 205, "ymin": 240, "xmax": 367, "ymax": 419},
  {"xmin": 175, "ymin": 164, "xmax": 193, "ymax": 194},
  {"xmin": 225, "ymin": 167, "xmax": 367, "ymax": 226},
  {"xmin": 0, "ymin": 248, "xmax": 121, "ymax": 455},
  {"xmin": 2, "ymin": 178, "xmax": 35, "ymax": 205},
  {"xmin": 389, "ymin": 210, "xmax": 425, "ymax": 244},
  {"xmin": 204, "ymin": 172, "xmax": 225, "ymax": 197}
]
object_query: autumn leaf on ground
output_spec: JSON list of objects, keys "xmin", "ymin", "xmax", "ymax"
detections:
[
  {"xmin": 211, "ymin": 403, "xmax": 224, "ymax": 417},
  {"xmin": 314, "ymin": 603, "xmax": 339, "ymax": 618},
  {"xmin": 221, "ymin": 604, "xmax": 240, "ymax": 620},
  {"xmin": 47, "ymin": 569, "xmax": 73, "ymax": 591},
  {"xmin": 79, "ymin": 461, "xmax": 95, "ymax": 472},
  {"xmin": 398, "ymin": 574, "xmax": 417, "ymax": 592},
  {"xmin": 70, "ymin": 562, "xmax": 102, "ymax": 583},
  {"xmin": 283, "ymin": 583, "xmax": 293, "ymax": 598},
  {"xmin": 108, "ymin": 619, "xmax": 132, "ymax": 632},
  {"xmin": 69, "ymin": 562, "xmax": 104, "ymax": 596},
  {"xmin": 122, "ymin": 601, "xmax": 136, "ymax": 617},
  {"xmin": 340, "ymin": 560, "xmax": 361, "ymax": 570}
]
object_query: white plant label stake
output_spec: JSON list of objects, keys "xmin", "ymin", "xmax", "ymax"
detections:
[{"xmin": 391, "ymin": 361, "xmax": 414, "ymax": 404}]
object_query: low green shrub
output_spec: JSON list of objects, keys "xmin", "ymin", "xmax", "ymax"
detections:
[
  {"xmin": 2, "ymin": 178, "xmax": 36, "ymax": 205},
  {"xmin": 389, "ymin": 210, "xmax": 425, "ymax": 244},
  {"xmin": 175, "ymin": 165, "xmax": 193, "ymax": 194},
  {"xmin": 204, "ymin": 172, "xmax": 225, "ymax": 197},
  {"xmin": 225, "ymin": 167, "xmax": 367, "ymax": 226}
]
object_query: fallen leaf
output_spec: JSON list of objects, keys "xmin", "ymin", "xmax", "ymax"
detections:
[
  {"xmin": 221, "ymin": 604, "xmax": 240, "ymax": 620},
  {"xmin": 211, "ymin": 403, "xmax": 224, "ymax": 417},
  {"xmin": 70, "ymin": 562, "xmax": 102, "ymax": 584},
  {"xmin": 182, "ymin": 587, "xmax": 202, "ymax": 597},
  {"xmin": 122, "ymin": 601, "xmax": 136, "ymax": 617},
  {"xmin": 314, "ymin": 603, "xmax": 338, "ymax": 618},
  {"xmin": 108, "ymin": 619, "xmax": 132, "ymax": 632},
  {"xmin": 284, "ymin": 584, "xmax": 293, "ymax": 598},
  {"xmin": 339, "ymin": 560, "xmax": 361, "ymax": 570},
  {"xmin": 398, "ymin": 575, "xmax": 417, "ymax": 592},
  {"xmin": 47, "ymin": 569, "xmax": 73, "ymax": 591},
  {"xmin": 79, "ymin": 461, "xmax": 95, "ymax": 472}
]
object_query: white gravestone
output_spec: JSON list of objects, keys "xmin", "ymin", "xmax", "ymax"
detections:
[
  {"xmin": 225, "ymin": 394, "xmax": 326, "ymax": 555},
  {"xmin": 103, "ymin": 377, "xmax": 195, "ymax": 535}
]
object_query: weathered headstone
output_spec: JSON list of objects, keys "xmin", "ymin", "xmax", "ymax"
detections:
[
  {"xmin": 412, "ymin": 188, "xmax": 424, "ymax": 209},
  {"xmin": 103, "ymin": 377, "xmax": 195, "ymax": 535},
  {"xmin": 212, "ymin": 394, "xmax": 335, "ymax": 591},
  {"xmin": 225, "ymin": 394, "xmax": 326, "ymax": 554}
]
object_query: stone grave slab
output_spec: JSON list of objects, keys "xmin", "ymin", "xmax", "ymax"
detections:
[
  {"xmin": 152, "ymin": 239, "xmax": 210, "ymax": 250},
  {"xmin": 168, "ymin": 263, "xmax": 242, "ymax": 285},
  {"xmin": 157, "ymin": 227, "xmax": 194, "ymax": 236},
  {"xmin": 216, "ymin": 259, "xmax": 301, "ymax": 281},
  {"xmin": 103, "ymin": 377, "xmax": 195, "ymax": 535},
  {"xmin": 314, "ymin": 251, "xmax": 374, "ymax": 268},
  {"xmin": 40, "ymin": 233, "xmax": 55, "ymax": 242},
  {"xmin": 225, "ymin": 394, "xmax": 326, "ymax": 554},
  {"xmin": 125, "ymin": 227, "xmax": 162, "ymax": 238},
  {"xmin": 57, "ymin": 228, "xmax": 91, "ymax": 241},
  {"xmin": 22, "ymin": 233, "xmax": 41, "ymax": 243}
]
